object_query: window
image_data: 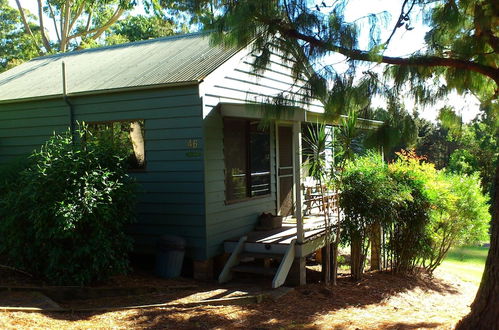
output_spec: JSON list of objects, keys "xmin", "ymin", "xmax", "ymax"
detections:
[
  {"xmin": 87, "ymin": 120, "xmax": 146, "ymax": 170},
  {"xmin": 223, "ymin": 118, "xmax": 271, "ymax": 203}
]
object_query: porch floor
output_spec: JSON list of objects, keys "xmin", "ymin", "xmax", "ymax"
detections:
[{"xmin": 227, "ymin": 215, "xmax": 336, "ymax": 246}]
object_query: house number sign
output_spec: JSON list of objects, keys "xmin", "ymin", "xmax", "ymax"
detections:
[
  {"xmin": 186, "ymin": 139, "xmax": 201, "ymax": 157},
  {"xmin": 187, "ymin": 139, "xmax": 198, "ymax": 148}
]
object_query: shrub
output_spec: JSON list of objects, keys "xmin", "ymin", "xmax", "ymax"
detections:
[
  {"xmin": 0, "ymin": 127, "xmax": 137, "ymax": 285},
  {"xmin": 339, "ymin": 151, "xmax": 401, "ymax": 278},
  {"xmin": 387, "ymin": 152, "xmax": 435, "ymax": 273},
  {"xmin": 423, "ymin": 172, "xmax": 490, "ymax": 272},
  {"xmin": 339, "ymin": 149, "xmax": 491, "ymax": 277}
]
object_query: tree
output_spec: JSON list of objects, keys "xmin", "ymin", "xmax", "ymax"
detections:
[
  {"xmin": 14, "ymin": 0, "xmax": 136, "ymax": 54},
  {"xmin": 107, "ymin": 15, "xmax": 178, "ymax": 43},
  {"xmin": 145, "ymin": 0, "xmax": 222, "ymax": 27},
  {"xmin": 209, "ymin": 1, "xmax": 498, "ymax": 327},
  {"xmin": 0, "ymin": 0, "xmax": 39, "ymax": 72}
]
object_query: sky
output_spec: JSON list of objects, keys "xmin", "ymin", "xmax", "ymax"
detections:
[{"xmin": 9, "ymin": 0, "xmax": 481, "ymax": 122}]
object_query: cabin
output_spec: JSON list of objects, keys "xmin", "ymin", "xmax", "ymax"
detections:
[{"xmin": 0, "ymin": 32, "xmax": 380, "ymax": 286}]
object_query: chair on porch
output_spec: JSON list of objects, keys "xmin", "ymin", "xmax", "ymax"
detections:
[{"xmin": 303, "ymin": 177, "xmax": 338, "ymax": 216}]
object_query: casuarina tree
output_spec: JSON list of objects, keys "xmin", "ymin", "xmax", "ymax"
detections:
[{"xmin": 207, "ymin": 1, "xmax": 498, "ymax": 328}]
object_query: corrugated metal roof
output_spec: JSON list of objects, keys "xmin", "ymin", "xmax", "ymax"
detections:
[{"xmin": 0, "ymin": 32, "xmax": 240, "ymax": 103}]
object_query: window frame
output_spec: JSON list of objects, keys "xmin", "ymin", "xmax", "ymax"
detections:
[
  {"xmin": 223, "ymin": 117, "xmax": 271, "ymax": 204},
  {"xmin": 85, "ymin": 119, "xmax": 146, "ymax": 172}
]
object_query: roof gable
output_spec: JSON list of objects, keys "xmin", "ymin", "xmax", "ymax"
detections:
[{"xmin": 0, "ymin": 32, "xmax": 240, "ymax": 103}]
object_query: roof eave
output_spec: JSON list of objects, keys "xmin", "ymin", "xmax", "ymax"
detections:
[{"xmin": 0, "ymin": 80, "xmax": 201, "ymax": 105}]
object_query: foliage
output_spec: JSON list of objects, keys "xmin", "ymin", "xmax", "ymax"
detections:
[
  {"xmin": 302, "ymin": 122, "xmax": 332, "ymax": 183},
  {"xmin": 0, "ymin": 126, "xmax": 137, "ymax": 285},
  {"xmin": 209, "ymin": 0, "xmax": 498, "ymax": 120},
  {"xmin": 339, "ymin": 152, "xmax": 397, "ymax": 277},
  {"xmin": 107, "ymin": 15, "xmax": 178, "ymax": 43},
  {"xmin": 145, "ymin": 0, "xmax": 222, "ymax": 28},
  {"xmin": 11, "ymin": 0, "xmax": 136, "ymax": 56},
  {"xmin": 363, "ymin": 101, "xmax": 418, "ymax": 161},
  {"xmin": 424, "ymin": 172, "xmax": 490, "ymax": 272},
  {"xmin": 339, "ymin": 149, "xmax": 490, "ymax": 276},
  {"xmin": 0, "ymin": 0, "xmax": 40, "ymax": 72},
  {"xmin": 447, "ymin": 115, "xmax": 498, "ymax": 197}
]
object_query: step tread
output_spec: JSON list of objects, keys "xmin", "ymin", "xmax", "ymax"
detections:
[
  {"xmin": 239, "ymin": 252, "xmax": 284, "ymax": 259},
  {"xmin": 231, "ymin": 264, "xmax": 278, "ymax": 276}
]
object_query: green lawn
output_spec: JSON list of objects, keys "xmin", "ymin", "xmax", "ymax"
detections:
[{"xmin": 438, "ymin": 246, "xmax": 489, "ymax": 285}]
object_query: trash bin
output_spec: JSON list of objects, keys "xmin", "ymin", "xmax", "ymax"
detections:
[{"xmin": 156, "ymin": 234, "xmax": 186, "ymax": 278}]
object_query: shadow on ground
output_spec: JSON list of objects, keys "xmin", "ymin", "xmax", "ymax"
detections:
[
  {"xmin": 2, "ymin": 265, "xmax": 463, "ymax": 328},
  {"xmin": 118, "ymin": 269, "xmax": 460, "ymax": 329}
]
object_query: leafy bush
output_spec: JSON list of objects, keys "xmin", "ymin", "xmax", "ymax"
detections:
[
  {"xmin": 0, "ymin": 127, "xmax": 137, "ymax": 285},
  {"xmin": 387, "ymin": 152, "xmax": 435, "ymax": 273},
  {"xmin": 339, "ymin": 152, "xmax": 400, "ymax": 277},
  {"xmin": 339, "ymin": 149, "xmax": 490, "ymax": 276},
  {"xmin": 423, "ymin": 172, "xmax": 490, "ymax": 272}
]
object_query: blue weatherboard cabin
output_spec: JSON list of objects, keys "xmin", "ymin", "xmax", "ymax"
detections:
[{"xmin": 0, "ymin": 32, "xmax": 380, "ymax": 286}]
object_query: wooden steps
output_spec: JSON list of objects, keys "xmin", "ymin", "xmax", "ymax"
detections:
[
  {"xmin": 218, "ymin": 237, "xmax": 296, "ymax": 289},
  {"xmin": 239, "ymin": 252, "xmax": 284, "ymax": 260},
  {"xmin": 231, "ymin": 264, "xmax": 278, "ymax": 276}
]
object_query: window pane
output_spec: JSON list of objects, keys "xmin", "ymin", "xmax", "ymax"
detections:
[
  {"xmin": 87, "ymin": 120, "xmax": 145, "ymax": 170},
  {"xmin": 249, "ymin": 122, "xmax": 270, "ymax": 197},
  {"xmin": 224, "ymin": 119, "xmax": 248, "ymax": 201}
]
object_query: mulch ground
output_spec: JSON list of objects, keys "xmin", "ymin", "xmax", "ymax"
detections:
[{"xmin": 0, "ymin": 266, "xmax": 477, "ymax": 329}]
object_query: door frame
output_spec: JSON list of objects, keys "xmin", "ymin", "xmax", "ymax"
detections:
[{"xmin": 275, "ymin": 122, "xmax": 296, "ymax": 217}]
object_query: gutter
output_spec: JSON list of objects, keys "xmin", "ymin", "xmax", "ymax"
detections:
[
  {"xmin": 0, "ymin": 80, "xmax": 201, "ymax": 105},
  {"xmin": 62, "ymin": 62, "xmax": 75, "ymax": 143}
]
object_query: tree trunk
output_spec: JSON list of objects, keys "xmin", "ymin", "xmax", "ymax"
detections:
[
  {"xmin": 457, "ymin": 162, "xmax": 499, "ymax": 329},
  {"xmin": 370, "ymin": 222, "xmax": 382, "ymax": 271},
  {"xmin": 351, "ymin": 233, "xmax": 363, "ymax": 280}
]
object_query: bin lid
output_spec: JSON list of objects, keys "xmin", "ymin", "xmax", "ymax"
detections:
[{"xmin": 158, "ymin": 234, "xmax": 186, "ymax": 249}]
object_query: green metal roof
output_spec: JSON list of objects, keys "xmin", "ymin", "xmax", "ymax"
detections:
[{"xmin": 0, "ymin": 32, "xmax": 240, "ymax": 103}]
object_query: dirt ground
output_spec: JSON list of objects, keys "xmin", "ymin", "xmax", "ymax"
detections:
[{"xmin": 0, "ymin": 267, "xmax": 478, "ymax": 329}]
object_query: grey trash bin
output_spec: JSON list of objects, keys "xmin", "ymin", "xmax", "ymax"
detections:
[{"xmin": 156, "ymin": 234, "xmax": 186, "ymax": 278}]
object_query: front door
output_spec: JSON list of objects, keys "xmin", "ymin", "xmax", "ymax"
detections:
[{"xmin": 277, "ymin": 125, "xmax": 294, "ymax": 216}]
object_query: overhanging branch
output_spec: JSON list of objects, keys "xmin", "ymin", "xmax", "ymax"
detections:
[{"xmin": 277, "ymin": 24, "xmax": 499, "ymax": 86}]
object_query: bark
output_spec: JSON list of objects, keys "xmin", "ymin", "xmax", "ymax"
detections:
[
  {"xmin": 14, "ymin": 0, "xmax": 43, "ymax": 55},
  {"xmin": 37, "ymin": 0, "xmax": 52, "ymax": 52},
  {"xmin": 351, "ymin": 233, "xmax": 363, "ymax": 280},
  {"xmin": 457, "ymin": 162, "xmax": 499, "ymax": 329},
  {"xmin": 370, "ymin": 222, "xmax": 382, "ymax": 271}
]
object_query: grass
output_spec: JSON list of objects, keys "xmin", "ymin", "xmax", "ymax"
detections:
[{"xmin": 438, "ymin": 245, "xmax": 489, "ymax": 285}]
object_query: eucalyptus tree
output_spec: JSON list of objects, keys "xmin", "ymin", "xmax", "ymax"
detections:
[
  {"xmin": 14, "ymin": 0, "xmax": 136, "ymax": 53},
  {"xmin": 208, "ymin": 0, "xmax": 498, "ymax": 327}
]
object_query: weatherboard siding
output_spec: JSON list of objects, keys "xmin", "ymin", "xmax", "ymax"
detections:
[
  {"xmin": 0, "ymin": 86, "xmax": 209, "ymax": 260},
  {"xmin": 0, "ymin": 99, "xmax": 69, "ymax": 162},
  {"xmin": 203, "ymin": 111, "xmax": 277, "ymax": 258},
  {"xmin": 201, "ymin": 50, "xmax": 313, "ymax": 259},
  {"xmin": 72, "ymin": 87, "xmax": 207, "ymax": 259}
]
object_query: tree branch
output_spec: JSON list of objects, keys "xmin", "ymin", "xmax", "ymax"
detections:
[
  {"xmin": 60, "ymin": 2, "xmax": 72, "ymax": 51},
  {"xmin": 277, "ymin": 23, "xmax": 499, "ymax": 86},
  {"xmin": 67, "ymin": 2, "xmax": 86, "ymax": 37},
  {"xmin": 48, "ymin": 3, "xmax": 61, "ymax": 44},
  {"xmin": 383, "ymin": 0, "xmax": 409, "ymax": 48},
  {"xmin": 67, "ymin": 7, "xmax": 125, "ymax": 41},
  {"xmin": 88, "ymin": 7, "xmax": 125, "ymax": 40},
  {"xmin": 14, "ymin": 0, "xmax": 43, "ymax": 55},
  {"xmin": 37, "ymin": 0, "xmax": 52, "ymax": 52}
]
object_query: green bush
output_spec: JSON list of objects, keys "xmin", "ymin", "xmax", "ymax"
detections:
[
  {"xmin": 339, "ymin": 149, "xmax": 490, "ymax": 276},
  {"xmin": 423, "ymin": 172, "xmax": 490, "ymax": 272},
  {"xmin": 0, "ymin": 127, "xmax": 137, "ymax": 285},
  {"xmin": 387, "ymin": 152, "xmax": 435, "ymax": 273}
]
